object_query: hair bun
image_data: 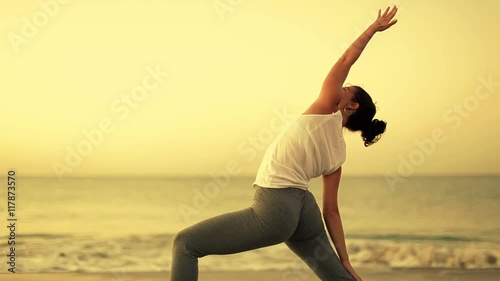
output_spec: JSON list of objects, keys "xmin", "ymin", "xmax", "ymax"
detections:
[{"xmin": 361, "ymin": 119, "xmax": 387, "ymax": 147}]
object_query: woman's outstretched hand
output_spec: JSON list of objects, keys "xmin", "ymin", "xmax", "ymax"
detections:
[
  {"xmin": 372, "ymin": 5, "xmax": 398, "ymax": 32},
  {"xmin": 342, "ymin": 260, "xmax": 363, "ymax": 281}
]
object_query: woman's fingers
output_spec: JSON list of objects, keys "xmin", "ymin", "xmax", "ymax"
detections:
[
  {"xmin": 382, "ymin": 6, "xmax": 390, "ymax": 17},
  {"xmin": 383, "ymin": 5, "xmax": 398, "ymax": 20},
  {"xmin": 389, "ymin": 6, "xmax": 398, "ymax": 18},
  {"xmin": 383, "ymin": 6, "xmax": 398, "ymax": 24},
  {"xmin": 375, "ymin": 5, "xmax": 398, "ymax": 31}
]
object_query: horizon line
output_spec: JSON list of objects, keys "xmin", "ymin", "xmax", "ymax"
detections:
[{"xmin": 3, "ymin": 173, "xmax": 500, "ymax": 179}]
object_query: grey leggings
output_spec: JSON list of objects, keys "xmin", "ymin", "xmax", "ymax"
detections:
[{"xmin": 170, "ymin": 185, "xmax": 355, "ymax": 281}]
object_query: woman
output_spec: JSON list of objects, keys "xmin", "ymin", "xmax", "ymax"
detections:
[{"xmin": 171, "ymin": 6, "xmax": 398, "ymax": 281}]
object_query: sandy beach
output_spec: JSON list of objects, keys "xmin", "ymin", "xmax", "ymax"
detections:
[{"xmin": 4, "ymin": 268, "xmax": 500, "ymax": 281}]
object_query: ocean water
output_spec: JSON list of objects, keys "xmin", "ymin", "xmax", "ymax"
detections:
[{"xmin": 0, "ymin": 176, "xmax": 498, "ymax": 273}]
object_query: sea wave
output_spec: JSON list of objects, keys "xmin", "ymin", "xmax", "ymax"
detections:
[
  {"xmin": 9, "ymin": 233, "xmax": 499, "ymax": 273},
  {"xmin": 345, "ymin": 239, "xmax": 498, "ymax": 269}
]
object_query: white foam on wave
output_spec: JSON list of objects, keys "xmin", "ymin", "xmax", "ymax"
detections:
[
  {"xmin": 12, "ymin": 234, "xmax": 499, "ymax": 273},
  {"xmin": 346, "ymin": 239, "xmax": 499, "ymax": 269}
]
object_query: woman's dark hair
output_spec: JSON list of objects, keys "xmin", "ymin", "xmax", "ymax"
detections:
[{"xmin": 344, "ymin": 86, "xmax": 387, "ymax": 147}]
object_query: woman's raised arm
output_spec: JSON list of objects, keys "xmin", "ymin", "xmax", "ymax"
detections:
[{"xmin": 314, "ymin": 6, "xmax": 398, "ymax": 113}]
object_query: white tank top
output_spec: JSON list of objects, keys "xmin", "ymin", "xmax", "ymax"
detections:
[{"xmin": 253, "ymin": 110, "xmax": 346, "ymax": 190}]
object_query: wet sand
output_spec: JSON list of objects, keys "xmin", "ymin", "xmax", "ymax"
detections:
[{"xmin": 4, "ymin": 268, "xmax": 500, "ymax": 281}]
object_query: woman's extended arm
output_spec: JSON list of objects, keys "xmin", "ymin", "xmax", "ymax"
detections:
[
  {"xmin": 322, "ymin": 167, "xmax": 363, "ymax": 281},
  {"xmin": 322, "ymin": 167, "xmax": 348, "ymax": 261},
  {"xmin": 315, "ymin": 6, "xmax": 398, "ymax": 112}
]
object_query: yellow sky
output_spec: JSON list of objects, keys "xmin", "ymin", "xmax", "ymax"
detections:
[{"xmin": 1, "ymin": 0, "xmax": 499, "ymax": 178}]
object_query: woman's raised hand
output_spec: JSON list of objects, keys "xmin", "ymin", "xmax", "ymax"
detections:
[{"xmin": 372, "ymin": 5, "xmax": 398, "ymax": 32}]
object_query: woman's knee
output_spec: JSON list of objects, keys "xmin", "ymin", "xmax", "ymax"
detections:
[{"xmin": 172, "ymin": 229, "xmax": 196, "ymax": 255}]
